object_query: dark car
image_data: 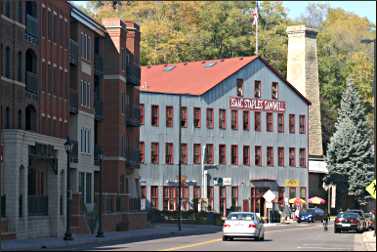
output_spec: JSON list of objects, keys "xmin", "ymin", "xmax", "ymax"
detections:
[
  {"xmin": 298, "ymin": 208, "xmax": 325, "ymax": 223},
  {"xmin": 334, "ymin": 212, "xmax": 364, "ymax": 233},
  {"xmin": 345, "ymin": 209, "xmax": 367, "ymax": 231}
]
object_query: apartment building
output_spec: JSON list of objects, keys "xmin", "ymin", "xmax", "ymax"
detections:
[
  {"xmin": 0, "ymin": 0, "xmax": 144, "ymax": 240},
  {"xmin": 140, "ymin": 56, "xmax": 311, "ymax": 219}
]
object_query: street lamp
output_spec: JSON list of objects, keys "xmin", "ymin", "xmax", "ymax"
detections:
[
  {"xmin": 361, "ymin": 38, "xmax": 376, "ymax": 237},
  {"xmin": 64, "ymin": 137, "xmax": 73, "ymax": 240},
  {"xmin": 96, "ymin": 149, "xmax": 104, "ymax": 237}
]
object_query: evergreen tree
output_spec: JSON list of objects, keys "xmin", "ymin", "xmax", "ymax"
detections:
[{"xmin": 324, "ymin": 79, "xmax": 374, "ymax": 207}]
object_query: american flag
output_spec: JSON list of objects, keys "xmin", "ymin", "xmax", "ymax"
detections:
[{"xmin": 252, "ymin": 7, "xmax": 258, "ymax": 25}]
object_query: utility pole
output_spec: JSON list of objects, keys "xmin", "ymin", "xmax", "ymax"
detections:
[{"xmin": 178, "ymin": 95, "xmax": 182, "ymax": 231}]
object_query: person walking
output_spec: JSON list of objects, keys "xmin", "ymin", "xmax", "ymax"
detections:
[{"xmin": 323, "ymin": 213, "xmax": 330, "ymax": 231}]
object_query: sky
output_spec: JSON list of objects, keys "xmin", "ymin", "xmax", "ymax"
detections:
[{"xmin": 71, "ymin": 1, "xmax": 376, "ymax": 24}]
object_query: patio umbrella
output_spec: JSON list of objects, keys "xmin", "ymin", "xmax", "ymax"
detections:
[
  {"xmin": 308, "ymin": 196, "xmax": 326, "ymax": 205},
  {"xmin": 288, "ymin": 197, "xmax": 306, "ymax": 205}
]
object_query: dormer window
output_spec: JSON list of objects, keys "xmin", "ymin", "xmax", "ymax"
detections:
[
  {"xmin": 237, "ymin": 79, "xmax": 243, "ymax": 97},
  {"xmin": 255, "ymin": 80, "xmax": 261, "ymax": 98},
  {"xmin": 272, "ymin": 82, "xmax": 278, "ymax": 99}
]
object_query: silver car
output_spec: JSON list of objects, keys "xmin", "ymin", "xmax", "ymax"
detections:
[{"xmin": 222, "ymin": 212, "xmax": 265, "ymax": 241}]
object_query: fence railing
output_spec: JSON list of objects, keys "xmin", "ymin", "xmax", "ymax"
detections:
[
  {"xmin": 26, "ymin": 71, "xmax": 39, "ymax": 94},
  {"xmin": 69, "ymin": 39, "xmax": 79, "ymax": 65},
  {"xmin": 28, "ymin": 195, "xmax": 48, "ymax": 216}
]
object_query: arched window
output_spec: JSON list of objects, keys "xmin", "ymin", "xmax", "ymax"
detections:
[
  {"xmin": 18, "ymin": 110, "xmax": 22, "ymax": 129},
  {"xmin": 25, "ymin": 1, "xmax": 38, "ymax": 37},
  {"xmin": 5, "ymin": 47, "xmax": 11, "ymax": 78},
  {"xmin": 5, "ymin": 107, "xmax": 10, "ymax": 129},
  {"xmin": 25, "ymin": 49, "xmax": 38, "ymax": 93},
  {"xmin": 25, "ymin": 105, "xmax": 36, "ymax": 131},
  {"xmin": 18, "ymin": 51, "xmax": 22, "ymax": 82}
]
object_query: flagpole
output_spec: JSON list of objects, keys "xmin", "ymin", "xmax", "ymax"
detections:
[{"xmin": 255, "ymin": 1, "xmax": 259, "ymax": 56}]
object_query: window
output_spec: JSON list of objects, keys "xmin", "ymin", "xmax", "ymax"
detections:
[
  {"xmin": 254, "ymin": 112, "xmax": 261, "ymax": 131},
  {"xmin": 219, "ymin": 109, "xmax": 226, "ymax": 129},
  {"xmin": 139, "ymin": 142, "xmax": 145, "ymax": 164},
  {"xmin": 151, "ymin": 105, "xmax": 159, "ymax": 127},
  {"xmin": 208, "ymin": 187, "xmax": 214, "ymax": 211},
  {"xmin": 194, "ymin": 107, "xmax": 201, "ymax": 128},
  {"xmin": 17, "ymin": 51, "xmax": 22, "ymax": 82},
  {"xmin": 243, "ymin": 145, "xmax": 250, "ymax": 165},
  {"xmin": 194, "ymin": 186, "xmax": 201, "ymax": 201},
  {"xmin": 182, "ymin": 186, "xmax": 189, "ymax": 210},
  {"xmin": 254, "ymin": 80, "xmax": 261, "ymax": 98},
  {"xmin": 80, "ymin": 81, "xmax": 91, "ymax": 108},
  {"xmin": 4, "ymin": 0, "xmax": 11, "ymax": 18},
  {"xmin": 289, "ymin": 148, "xmax": 296, "ymax": 167},
  {"xmin": 278, "ymin": 113, "xmax": 284, "ymax": 133},
  {"xmin": 299, "ymin": 148, "xmax": 306, "ymax": 167},
  {"xmin": 5, "ymin": 47, "xmax": 10, "ymax": 78},
  {"xmin": 151, "ymin": 186, "xmax": 158, "ymax": 209},
  {"xmin": 231, "ymin": 145, "xmax": 238, "ymax": 165},
  {"xmin": 140, "ymin": 104, "xmax": 144, "ymax": 125},
  {"xmin": 289, "ymin": 187, "xmax": 296, "ymax": 199},
  {"xmin": 80, "ymin": 32, "xmax": 91, "ymax": 61},
  {"xmin": 231, "ymin": 110, "xmax": 238, "ymax": 130},
  {"xmin": 266, "ymin": 112, "xmax": 273, "ymax": 132},
  {"xmin": 220, "ymin": 186, "xmax": 226, "ymax": 214},
  {"xmin": 193, "ymin": 144, "xmax": 201, "ymax": 164},
  {"xmin": 232, "ymin": 186, "xmax": 238, "ymax": 208},
  {"xmin": 141, "ymin": 186, "xmax": 146, "ymax": 199},
  {"xmin": 237, "ymin": 79, "xmax": 243, "ymax": 97},
  {"xmin": 272, "ymin": 82, "xmax": 278, "ymax": 99},
  {"xmin": 86, "ymin": 173, "xmax": 92, "ymax": 203},
  {"xmin": 165, "ymin": 143, "xmax": 173, "ymax": 165},
  {"xmin": 206, "ymin": 108, "xmax": 214, "ymax": 129},
  {"xmin": 181, "ymin": 107, "xmax": 187, "ymax": 128},
  {"xmin": 278, "ymin": 147, "xmax": 284, "ymax": 167},
  {"xmin": 180, "ymin": 144, "xmax": 188, "ymax": 164},
  {"xmin": 80, "ymin": 128, "xmax": 91, "ymax": 154},
  {"xmin": 289, "ymin": 114, "xmax": 295, "ymax": 134},
  {"xmin": 219, "ymin": 144, "xmax": 226, "ymax": 165},
  {"xmin": 255, "ymin": 146, "xmax": 262, "ymax": 166},
  {"xmin": 267, "ymin": 146, "xmax": 274, "ymax": 166},
  {"xmin": 166, "ymin": 106, "xmax": 173, "ymax": 128},
  {"xmin": 205, "ymin": 144, "xmax": 214, "ymax": 164},
  {"xmin": 243, "ymin": 111, "xmax": 250, "ymax": 130},
  {"xmin": 299, "ymin": 115, "xmax": 306, "ymax": 134},
  {"xmin": 163, "ymin": 187, "xmax": 176, "ymax": 211},
  {"xmin": 151, "ymin": 143, "xmax": 159, "ymax": 164}
]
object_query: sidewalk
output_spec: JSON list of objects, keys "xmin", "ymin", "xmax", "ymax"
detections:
[
  {"xmin": 0, "ymin": 224, "xmax": 222, "ymax": 251},
  {"xmin": 362, "ymin": 231, "xmax": 376, "ymax": 251}
]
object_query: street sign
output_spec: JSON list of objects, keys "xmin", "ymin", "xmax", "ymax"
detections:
[
  {"xmin": 263, "ymin": 190, "xmax": 275, "ymax": 202},
  {"xmin": 366, "ymin": 179, "xmax": 376, "ymax": 199},
  {"xmin": 223, "ymin": 177, "xmax": 232, "ymax": 186}
]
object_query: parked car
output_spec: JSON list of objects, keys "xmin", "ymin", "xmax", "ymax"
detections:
[
  {"xmin": 363, "ymin": 213, "xmax": 375, "ymax": 230},
  {"xmin": 297, "ymin": 207, "xmax": 325, "ymax": 223},
  {"xmin": 345, "ymin": 209, "xmax": 367, "ymax": 231},
  {"xmin": 334, "ymin": 212, "xmax": 364, "ymax": 233},
  {"xmin": 223, "ymin": 212, "xmax": 265, "ymax": 241}
]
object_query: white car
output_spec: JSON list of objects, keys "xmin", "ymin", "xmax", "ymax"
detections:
[{"xmin": 222, "ymin": 212, "xmax": 265, "ymax": 241}]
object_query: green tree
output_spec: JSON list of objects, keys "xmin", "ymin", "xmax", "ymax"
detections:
[{"xmin": 324, "ymin": 80, "xmax": 374, "ymax": 208}]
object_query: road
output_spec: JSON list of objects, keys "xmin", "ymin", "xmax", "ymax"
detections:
[{"xmin": 65, "ymin": 222, "xmax": 367, "ymax": 251}]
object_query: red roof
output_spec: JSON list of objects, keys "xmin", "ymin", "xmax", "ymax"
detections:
[{"xmin": 140, "ymin": 56, "xmax": 311, "ymax": 105}]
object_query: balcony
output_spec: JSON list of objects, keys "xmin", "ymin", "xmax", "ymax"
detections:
[
  {"xmin": 126, "ymin": 150, "xmax": 140, "ymax": 169},
  {"xmin": 70, "ymin": 140, "xmax": 78, "ymax": 163},
  {"xmin": 28, "ymin": 195, "xmax": 48, "ymax": 216},
  {"xmin": 95, "ymin": 100, "xmax": 103, "ymax": 121},
  {"xmin": 94, "ymin": 55, "xmax": 103, "ymax": 76},
  {"xmin": 24, "ymin": 15, "xmax": 38, "ymax": 45},
  {"xmin": 69, "ymin": 92, "xmax": 78, "ymax": 114},
  {"xmin": 126, "ymin": 106, "xmax": 140, "ymax": 127},
  {"xmin": 126, "ymin": 63, "xmax": 140, "ymax": 86},
  {"xmin": 69, "ymin": 39, "xmax": 79, "ymax": 65},
  {"xmin": 25, "ymin": 71, "xmax": 38, "ymax": 94}
]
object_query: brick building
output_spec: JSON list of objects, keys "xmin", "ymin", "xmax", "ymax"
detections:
[
  {"xmin": 139, "ymin": 56, "xmax": 311, "ymax": 219},
  {"xmin": 0, "ymin": 0, "xmax": 144, "ymax": 240}
]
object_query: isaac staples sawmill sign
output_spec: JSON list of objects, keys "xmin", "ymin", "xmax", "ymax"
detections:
[{"xmin": 229, "ymin": 97, "xmax": 286, "ymax": 112}]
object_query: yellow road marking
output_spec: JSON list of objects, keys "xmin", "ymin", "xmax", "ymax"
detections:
[{"xmin": 159, "ymin": 238, "xmax": 222, "ymax": 251}]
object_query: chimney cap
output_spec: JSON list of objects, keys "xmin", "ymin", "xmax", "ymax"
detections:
[{"xmin": 286, "ymin": 25, "xmax": 318, "ymax": 36}]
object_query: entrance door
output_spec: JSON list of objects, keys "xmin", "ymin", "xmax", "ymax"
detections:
[{"xmin": 243, "ymin": 199, "xmax": 249, "ymax": 211}]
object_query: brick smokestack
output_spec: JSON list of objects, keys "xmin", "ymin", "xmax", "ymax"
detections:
[
  {"xmin": 124, "ymin": 21, "xmax": 140, "ymax": 66},
  {"xmin": 286, "ymin": 25, "xmax": 323, "ymax": 157}
]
